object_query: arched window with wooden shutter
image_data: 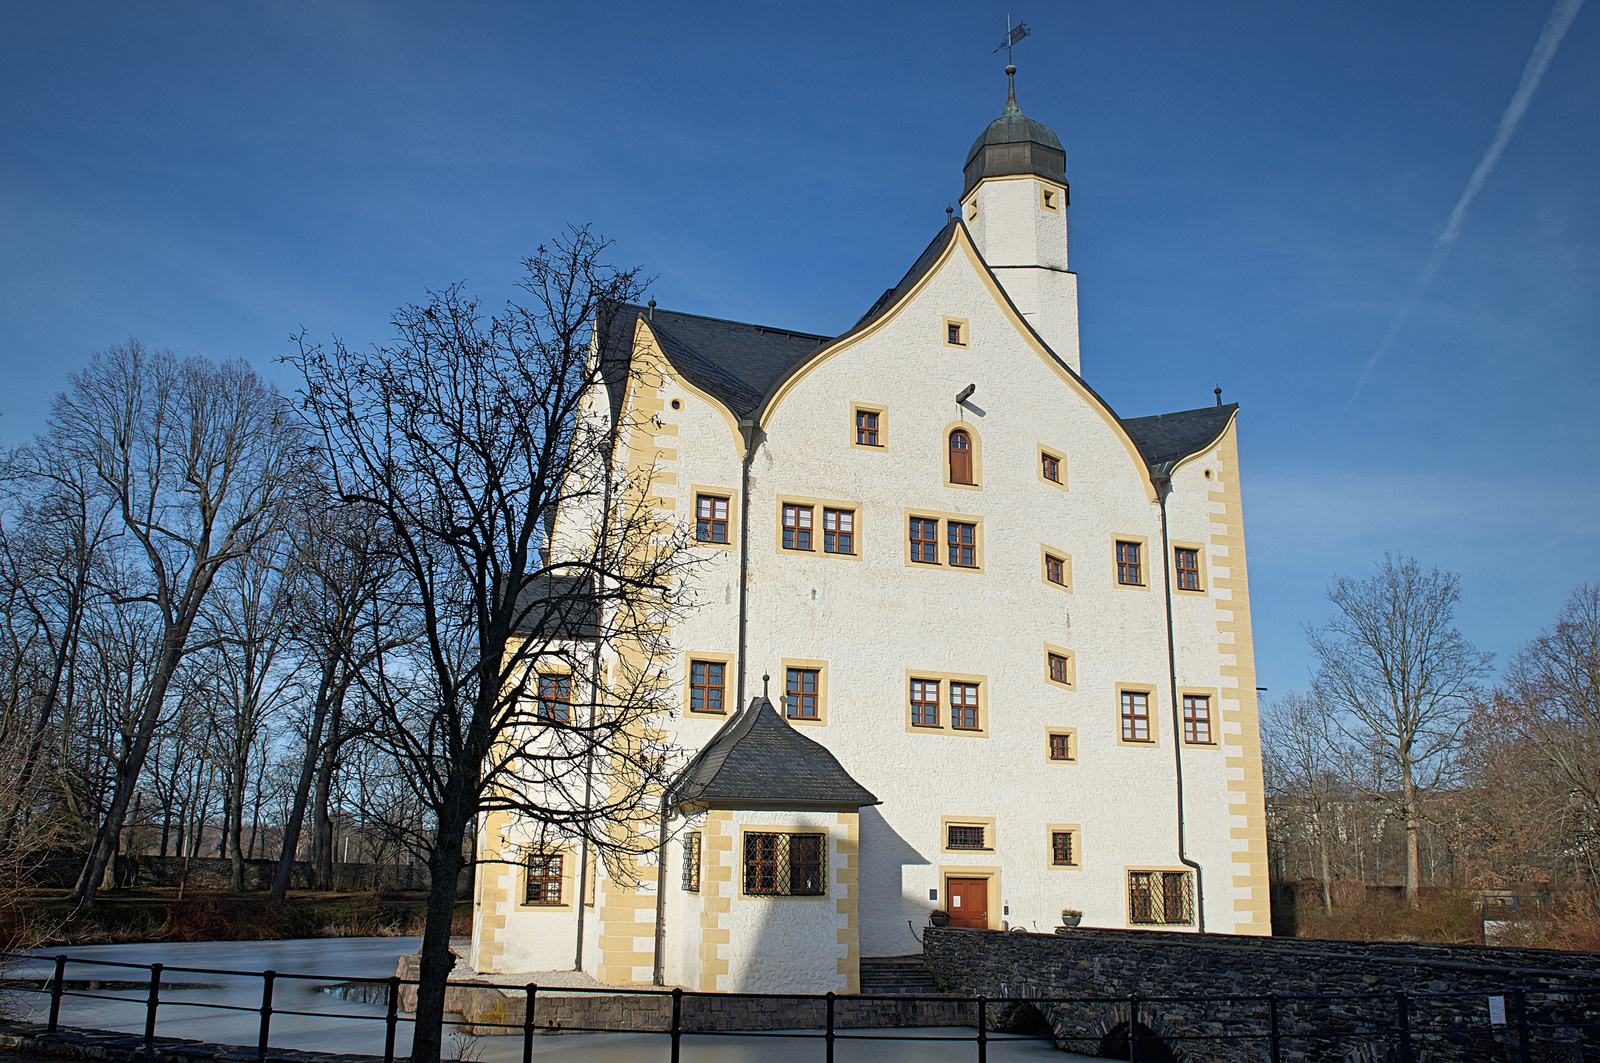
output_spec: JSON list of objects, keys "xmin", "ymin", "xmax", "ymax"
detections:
[{"xmin": 949, "ymin": 430, "xmax": 973, "ymax": 484}]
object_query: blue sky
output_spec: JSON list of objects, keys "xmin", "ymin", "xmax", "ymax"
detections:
[{"xmin": 2, "ymin": 2, "xmax": 1596, "ymax": 694}]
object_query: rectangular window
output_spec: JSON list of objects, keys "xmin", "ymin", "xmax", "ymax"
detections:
[
  {"xmin": 1116, "ymin": 540, "xmax": 1142, "ymax": 585},
  {"xmin": 1048, "ymin": 732, "xmax": 1072, "ymax": 761},
  {"xmin": 947, "ymin": 522, "xmax": 976, "ymax": 567},
  {"xmin": 951, "ymin": 682, "xmax": 980, "ymax": 730},
  {"xmin": 1183, "ymin": 695, "xmax": 1212, "ymax": 744},
  {"xmin": 1048, "ymin": 652, "xmax": 1072, "ymax": 684},
  {"xmin": 1121, "ymin": 690, "xmax": 1151, "ymax": 742},
  {"xmin": 782, "ymin": 504, "xmax": 813, "ymax": 550},
  {"xmin": 696, "ymin": 494, "xmax": 730, "ymax": 543},
  {"xmin": 744, "ymin": 832, "xmax": 826, "ymax": 896},
  {"xmin": 1129, "ymin": 871, "xmax": 1193, "ymax": 925},
  {"xmin": 681, "ymin": 833, "xmax": 702, "ymax": 892},
  {"xmin": 909, "ymin": 517, "xmax": 939, "ymax": 564},
  {"xmin": 1051, "ymin": 831, "xmax": 1074, "ymax": 866},
  {"xmin": 1175, "ymin": 547, "xmax": 1201, "ymax": 591},
  {"xmin": 947, "ymin": 322, "xmax": 965, "ymax": 345},
  {"xmin": 1044, "ymin": 553, "xmax": 1066, "ymax": 585},
  {"xmin": 946, "ymin": 824, "xmax": 987, "ymax": 850},
  {"xmin": 910, "ymin": 678, "xmax": 940, "ymax": 727},
  {"xmin": 823, "ymin": 508, "xmax": 854, "ymax": 554},
  {"xmin": 786, "ymin": 668, "xmax": 819, "ymax": 720},
  {"xmin": 1041, "ymin": 453, "xmax": 1061, "ymax": 482},
  {"xmin": 524, "ymin": 853, "xmax": 563, "ymax": 905},
  {"xmin": 537, "ymin": 675, "xmax": 571, "ymax": 722},
  {"xmin": 855, "ymin": 409, "xmax": 880, "ymax": 446},
  {"xmin": 690, "ymin": 660, "xmax": 725, "ymax": 714}
]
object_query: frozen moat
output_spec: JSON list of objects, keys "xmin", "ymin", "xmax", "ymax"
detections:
[{"xmin": 3, "ymin": 938, "xmax": 1087, "ymax": 1061}]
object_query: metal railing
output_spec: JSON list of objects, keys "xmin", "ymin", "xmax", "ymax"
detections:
[{"xmin": 3, "ymin": 950, "xmax": 1599, "ymax": 1062}]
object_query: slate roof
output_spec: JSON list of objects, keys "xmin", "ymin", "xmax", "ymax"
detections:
[
  {"xmin": 598, "ymin": 301, "xmax": 832, "ymax": 422},
  {"xmin": 508, "ymin": 572, "xmax": 599, "ymax": 640},
  {"xmin": 1120, "ymin": 404, "xmax": 1239, "ymax": 469},
  {"xmin": 670, "ymin": 696, "xmax": 880, "ymax": 811}
]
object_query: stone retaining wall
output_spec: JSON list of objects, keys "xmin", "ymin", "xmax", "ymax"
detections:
[
  {"xmin": 924, "ymin": 926, "xmax": 1600, "ymax": 1062},
  {"xmin": 394, "ymin": 955, "xmax": 971, "ymax": 1034}
]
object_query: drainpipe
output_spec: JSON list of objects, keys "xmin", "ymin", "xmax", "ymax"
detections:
[
  {"xmin": 1151, "ymin": 464, "xmax": 1205, "ymax": 933},
  {"xmin": 734, "ymin": 418, "xmax": 760, "ymax": 708},
  {"xmin": 651, "ymin": 796, "xmax": 671, "ymax": 985}
]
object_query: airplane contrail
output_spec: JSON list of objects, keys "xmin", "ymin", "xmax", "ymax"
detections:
[{"xmin": 1351, "ymin": 0, "xmax": 1585, "ymax": 400}]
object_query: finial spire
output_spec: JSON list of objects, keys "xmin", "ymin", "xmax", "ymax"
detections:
[
  {"xmin": 762, "ymin": 673, "xmax": 770, "ymax": 698},
  {"xmin": 1006, "ymin": 63, "xmax": 1017, "ymax": 101}
]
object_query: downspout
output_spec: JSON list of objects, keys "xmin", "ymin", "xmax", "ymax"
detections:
[
  {"xmin": 734, "ymin": 419, "xmax": 760, "ymax": 708},
  {"xmin": 1152, "ymin": 463, "xmax": 1205, "ymax": 933},
  {"xmin": 651, "ymin": 795, "xmax": 671, "ymax": 985}
]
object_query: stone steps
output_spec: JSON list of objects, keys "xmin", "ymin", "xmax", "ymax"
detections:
[{"xmin": 859, "ymin": 954, "xmax": 935, "ymax": 995}]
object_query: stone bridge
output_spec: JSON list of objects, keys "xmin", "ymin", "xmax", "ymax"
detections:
[{"xmin": 923, "ymin": 926, "xmax": 1600, "ymax": 1062}]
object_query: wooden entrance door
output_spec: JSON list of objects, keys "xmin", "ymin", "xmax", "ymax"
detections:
[{"xmin": 946, "ymin": 877, "xmax": 988, "ymax": 929}]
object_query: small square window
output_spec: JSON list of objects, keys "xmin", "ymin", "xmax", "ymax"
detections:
[
  {"xmin": 1051, "ymin": 831, "xmax": 1075, "ymax": 866},
  {"xmin": 1041, "ymin": 185, "xmax": 1061, "ymax": 213},
  {"xmin": 696, "ymin": 494, "xmax": 730, "ymax": 543},
  {"xmin": 1116, "ymin": 541, "xmax": 1142, "ymax": 585},
  {"xmin": 537, "ymin": 675, "xmax": 571, "ymax": 721},
  {"xmin": 1048, "ymin": 652, "xmax": 1072, "ymax": 685},
  {"xmin": 786, "ymin": 668, "xmax": 819, "ymax": 720},
  {"xmin": 909, "ymin": 517, "xmax": 939, "ymax": 564},
  {"xmin": 947, "ymin": 522, "xmax": 977, "ymax": 567},
  {"xmin": 910, "ymin": 678, "xmax": 940, "ymax": 727},
  {"xmin": 951, "ymin": 682, "xmax": 980, "ymax": 730},
  {"xmin": 782, "ymin": 504, "xmax": 813, "ymax": 551},
  {"xmin": 689, "ymin": 660, "xmax": 725, "ymax": 714},
  {"xmin": 823, "ymin": 508, "xmax": 854, "ymax": 554},
  {"xmin": 1183, "ymin": 695, "xmax": 1213, "ymax": 745},
  {"xmin": 1175, "ymin": 547, "xmax": 1201, "ymax": 591},
  {"xmin": 855, "ymin": 409, "xmax": 881, "ymax": 447},
  {"xmin": 1048, "ymin": 732, "xmax": 1072, "ymax": 761},
  {"xmin": 944, "ymin": 317, "xmax": 968, "ymax": 347},
  {"xmin": 1121, "ymin": 691, "xmax": 1152, "ymax": 743},
  {"xmin": 524, "ymin": 853, "xmax": 563, "ymax": 905},
  {"xmin": 947, "ymin": 824, "xmax": 987, "ymax": 850},
  {"xmin": 1041, "ymin": 452, "xmax": 1061, "ymax": 482},
  {"xmin": 1045, "ymin": 553, "xmax": 1066, "ymax": 586}
]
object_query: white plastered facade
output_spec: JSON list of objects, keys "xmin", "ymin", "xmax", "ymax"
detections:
[{"xmin": 472, "ymin": 125, "xmax": 1270, "ymax": 995}]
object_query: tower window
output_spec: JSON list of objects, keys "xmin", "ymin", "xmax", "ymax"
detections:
[
  {"xmin": 1116, "ymin": 540, "xmax": 1142, "ymax": 585},
  {"xmin": 1041, "ymin": 185, "xmax": 1061, "ymax": 213},
  {"xmin": 689, "ymin": 660, "xmax": 725, "ymax": 714},
  {"xmin": 786, "ymin": 668, "xmax": 819, "ymax": 720},
  {"xmin": 696, "ymin": 494, "xmax": 730, "ymax": 544},
  {"xmin": 1183, "ymin": 695, "xmax": 1213, "ymax": 745},
  {"xmin": 1174, "ymin": 547, "xmax": 1201, "ymax": 591},
  {"xmin": 855, "ymin": 409, "xmax": 880, "ymax": 446}
]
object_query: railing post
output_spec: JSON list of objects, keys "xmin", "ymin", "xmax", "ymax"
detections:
[
  {"xmin": 671, "ymin": 986, "xmax": 682, "ymax": 1063},
  {"xmin": 523, "ymin": 982, "xmax": 537, "ymax": 1063},
  {"xmin": 825, "ymin": 990, "xmax": 835, "ymax": 1063},
  {"xmin": 976, "ymin": 995, "xmax": 987, "ymax": 1063},
  {"xmin": 1268, "ymin": 992, "xmax": 1281, "ymax": 1063},
  {"xmin": 144, "ymin": 963, "xmax": 163, "ymax": 1050},
  {"xmin": 256, "ymin": 970, "xmax": 276, "ymax": 1060},
  {"xmin": 383, "ymin": 975, "xmax": 400, "ymax": 1063},
  {"xmin": 1514, "ymin": 987, "xmax": 1532, "ymax": 1063},
  {"xmin": 1395, "ymin": 991, "xmax": 1413, "ymax": 1063},
  {"xmin": 46, "ymin": 956, "xmax": 66, "ymax": 1033}
]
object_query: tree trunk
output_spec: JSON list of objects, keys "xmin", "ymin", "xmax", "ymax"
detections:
[
  {"xmin": 1403, "ymin": 771, "xmax": 1420, "ymax": 907},
  {"xmin": 73, "ymin": 623, "xmax": 192, "ymax": 906},
  {"xmin": 311, "ymin": 700, "xmax": 343, "ymax": 890},
  {"xmin": 410, "ymin": 777, "xmax": 471, "ymax": 1063},
  {"xmin": 228, "ymin": 761, "xmax": 246, "ymax": 892},
  {"xmin": 1314, "ymin": 806, "xmax": 1334, "ymax": 914},
  {"xmin": 271, "ymin": 659, "xmax": 340, "ymax": 900}
]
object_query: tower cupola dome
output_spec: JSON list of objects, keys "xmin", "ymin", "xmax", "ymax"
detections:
[{"xmin": 963, "ymin": 65, "xmax": 1066, "ymax": 197}]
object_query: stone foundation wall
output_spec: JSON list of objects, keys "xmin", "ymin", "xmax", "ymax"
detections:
[
  {"xmin": 395, "ymin": 955, "xmax": 971, "ymax": 1033},
  {"xmin": 924, "ymin": 926, "xmax": 1600, "ymax": 1062}
]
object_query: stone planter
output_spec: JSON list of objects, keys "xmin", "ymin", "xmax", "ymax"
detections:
[
  {"xmin": 1059, "ymin": 911, "xmax": 1082, "ymax": 928},
  {"xmin": 929, "ymin": 911, "xmax": 951, "ymax": 928}
]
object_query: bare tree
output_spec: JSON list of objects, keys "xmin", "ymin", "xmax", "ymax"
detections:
[
  {"xmin": 44, "ymin": 341, "xmax": 308, "ymax": 905},
  {"xmin": 290, "ymin": 227, "xmax": 697, "ymax": 1063},
  {"xmin": 1503, "ymin": 583, "xmax": 1600, "ymax": 875},
  {"xmin": 1308, "ymin": 554, "xmax": 1492, "ymax": 905},
  {"xmin": 1263, "ymin": 690, "xmax": 1345, "ymax": 913}
]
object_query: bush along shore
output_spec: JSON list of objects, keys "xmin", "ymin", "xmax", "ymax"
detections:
[{"xmin": 12, "ymin": 890, "xmax": 473, "ymax": 947}]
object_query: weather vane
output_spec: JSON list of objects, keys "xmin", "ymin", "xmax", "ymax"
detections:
[{"xmin": 993, "ymin": 15, "xmax": 1031, "ymax": 63}]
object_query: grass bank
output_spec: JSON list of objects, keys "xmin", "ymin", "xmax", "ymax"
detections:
[{"xmin": 17, "ymin": 890, "xmax": 472, "ymax": 947}]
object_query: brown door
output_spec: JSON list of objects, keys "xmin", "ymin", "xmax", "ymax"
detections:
[{"xmin": 947, "ymin": 877, "xmax": 988, "ymax": 929}]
